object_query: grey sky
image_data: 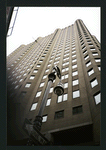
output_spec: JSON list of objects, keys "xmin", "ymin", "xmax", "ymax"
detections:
[{"xmin": 7, "ymin": 7, "xmax": 100, "ymax": 56}]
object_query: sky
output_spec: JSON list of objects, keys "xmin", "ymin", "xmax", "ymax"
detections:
[{"xmin": 6, "ymin": 7, "xmax": 100, "ymax": 56}]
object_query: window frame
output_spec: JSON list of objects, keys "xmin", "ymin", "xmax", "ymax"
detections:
[
  {"xmin": 30, "ymin": 103, "xmax": 38, "ymax": 111},
  {"xmin": 86, "ymin": 61, "xmax": 91, "ymax": 67},
  {"xmin": 72, "ymin": 71, "xmax": 78, "ymax": 76},
  {"xmin": 72, "ymin": 79, "xmax": 79, "ymax": 86},
  {"xmin": 64, "ymin": 82, "xmax": 68, "ymax": 89},
  {"xmin": 25, "ymin": 83, "xmax": 31, "ymax": 88},
  {"xmin": 54, "ymin": 110, "xmax": 64, "ymax": 119},
  {"xmin": 36, "ymin": 91, "xmax": 41, "ymax": 97},
  {"xmin": 93, "ymin": 92, "xmax": 101, "ymax": 105},
  {"xmin": 40, "ymin": 82, "xmax": 45, "ymax": 87},
  {"xmin": 29, "ymin": 75, "xmax": 35, "ymax": 80},
  {"xmin": 42, "ymin": 115, "xmax": 48, "ymax": 122},
  {"xmin": 72, "ymin": 105, "xmax": 83, "ymax": 115},
  {"xmin": 73, "ymin": 90, "xmax": 80, "ymax": 99},
  {"xmin": 87, "ymin": 68, "xmax": 94, "ymax": 76},
  {"xmin": 57, "ymin": 93, "xmax": 68, "ymax": 103},
  {"xmin": 46, "ymin": 98, "xmax": 51, "ymax": 106},
  {"xmin": 90, "ymin": 78, "xmax": 98, "ymax": 88}
]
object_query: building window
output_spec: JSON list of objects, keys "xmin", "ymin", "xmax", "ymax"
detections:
[
  {"xmin": 36, "ymin": 91, "xmax": 41, "ymax": 97},
  {"xmin": 47, "ymin": 64, "xmax": 51, "ymax": 67},
  {"xmin": 90, "ymin": 48, "xmax": 95, "ymax": 51},
  {"xmin": 63, "ymin": 94, "xmax": 68, "ymax": 101},
  {"xmin": 64, "ymin": 53, "xmax": 69, "ymax": 57},
  {"xmin": 8, "ymin": 75, "xmax": 11, "ymax": 78},
  {"xmin": 30, "ymin": 103, "xmax": 38, "ymax": 111},
  {"xmin": 95, "ymin": 58, "xmax": 101, "ymax": 62},
  {"xmin": 12, "ymin": 71, "xmax": 15, "ymax": 73},
  {"xmin": 81, "ymin": 42, "xmax": 84, "ymax": 45},
  {"xmin": 72, "ymin": 54, "xmax": 76, "ymax": 58},
  {"xmin": 72, "ymin": 71, "xmax": 78, "ymax": 76},
  {"xmin": 84, "ymin": 55, "xmax": 89, "ymax": 60},
  {"xmin": 89, "ymin": 44, "xmax": 93, "ymax": 47},
  {"xmin": 90, "ymin": 78, "xmax": 98, "ymax": 88},
  {"xmin": 19, "ymin": 79, "xmax": 23, "ymax": 82},
  {"xmin": 58, "ymin": 95, "xmax": 62, "ymax": 103},
  {"xmin": 27, "ymin": 69, "xmax": 30, "ymax": 71},
  {"xmin": 73, "ymin": 79, "xmax": 79, "ymax": 86},
  {"xmin": 98, "ymin": 66, "xmax": 101, "ymax": 71},
  {"xmin": 63, "ymin": 57, "xmax": 69, "ymax": 61},
  {"xmin": 82, "ymin": 46, "xmax": 86, "ymax": 50},
  {"xmin": 25, "ymin": 83, "xmax": 31, "ymax": 88},
  {"xmin": 55, "ymin": 56, "xmax": 60, "ymax": 60},
  {"xmin": 14, "ymin": 85, "xmax": 19, "ymax": 89},
  {"xmin": 83, "ymin": 50, "xmax": 87, "ymax": 55},
  {"xmin": 20, "ymin": 91, "xmax": 26, "ymax": 97},
  {"xmin": 72, "ymin": 64, "xmax": 77, "ymax": 69},
  {"xmin": 72, "ymin": 59, "xmax": 77, "ymax": 63},
  {"xmin": 92, "ymin": 52, "xmax": 98, "ymax": 56},
  {"xmin": 72, "ymin": 47, "xmax": 75, "ymax": 50},
  {"xmin": 49, "ymin": 59, "xmax": 52, "ymax": 63},
  {"xmin": 23, "ymin": 73, "xmax": 27, "ymax": 76},
  {"xmin": 37, "ymin": 64, "xmax": 40, "ymax": 67},
  {"xmin": 87, "ymin": 40, "xmax": 91, "ymax": 43},
  {"xmin": 49, "ymin": 87, "xmax": 53, "ymax": 93},
  {"xmin": 88, "ymin": 68, "xmax": 94, "ymax": 76},
  {"xmin": 43, "ymin": 75, "xmax": 47, "ymax": 79},
  {"xmin": 55, "ymin": 110, "xmax": 64, "ymax": 119},
  {"xmin": 41, "ymin": 56, "xmax": 45, "ymax": 59},
  {"xmin": 86, "ymin": 61, "xmax": 91, "ymax": 67},
  {"xmin": 54, "ymin": 61, "xmax": 59, "ymax": 65},
  {"xmin": 57, "ymin": 94, "xmax": 68, "ymax": 103},
  {"xmin": 61, "ymin": 74, "xmax": 68, "ymax": 80},
  {"xmin": 73, "ymin": 90, "xmax": 80, "ymax": 98},
  {"xmin": 40, "ymin": 82, "xmax": 44, "ymax": 87},
  {"xmin": 20, "ymin": 71, "xmax": 24, "ymax": 74},
  {"xmin": 42, "ymin": 115, "xmax": 47, "ymax": 122},
  {"xmin": 12, "ymin": 81, "xmax": 17, "ymax": 85},
  {"xmin": 45, "ymin": 69, "xmax": 49, "ymax": 72},
  {"xmin": 62, "ymin": 67, "xmax": 69, "ymax": 72},
  {"xmin": 63, "ymin": 62, "xmax": 69, "ymax": 66},
  {"xmin": 39, "ymin": 60, "xmax": 43, "ymax": 63},
  {"xmin": 94, "ymin": 92, "xmax": 101, "ymax": 105},
  {"xmin": 30, "ymin": 75, "xmax": 35, "ymax": 80},
  {"xmin": 33, "ymin": 69, "xmax": 38, "ymax": 73},
  {"xmin": 46, "ymin": 98, "xmax": 51, "ymax": 106},
  {"xmin": 72, "ymin": 50, "xmax": 76, "ymax": 54},
  {"xmin": 72, "ymin": 44, "xmax": 75, "ymax": 47},
  {"xmin": 72, "ymin": 105, "xmax": 83, "ymax": 115},
  {"xmin": 65, "ymin": 50, "xmax": 70, "ymax": 53},
  {"xmin": 64, "ymin": 83, "xmax": 68, "ymax": 88}
]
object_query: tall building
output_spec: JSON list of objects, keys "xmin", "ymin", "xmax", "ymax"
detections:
[{"xmin": 7, "ymin": 19, "xmax": 101, "ymax": 146}]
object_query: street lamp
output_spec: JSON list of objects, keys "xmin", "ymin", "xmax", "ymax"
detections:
[
  {"xmin": 54, "ymin": 80, "xmax": 64, "ymax": 96},
  {"xmin": 23, "ymin": 66, "xmax": 64, "ymax": 145}
]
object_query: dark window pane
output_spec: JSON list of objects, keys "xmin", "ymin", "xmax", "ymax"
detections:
[
  {"xmin": 20, "ymin": 91, "xmax": 26, "ymax": 97},
  {"xmin": 55, "ymin": 110, "xmax": 64, "ymax": 119},
  {"xmin": 73, "ymin": 105, "xmax": 82, "ymax": 115}
]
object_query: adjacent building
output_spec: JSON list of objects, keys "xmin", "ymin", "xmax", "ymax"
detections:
[{"xmin": 7, "ymin": 19, "xmax": 101, "ymax": 146}]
